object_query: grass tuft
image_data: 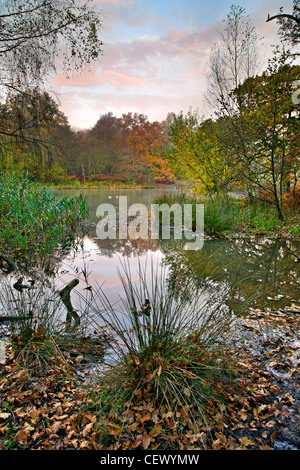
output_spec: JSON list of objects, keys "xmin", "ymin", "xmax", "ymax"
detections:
[{"xmin": 81, "ymin": 258, "xmax": 237, "ymax": 438}]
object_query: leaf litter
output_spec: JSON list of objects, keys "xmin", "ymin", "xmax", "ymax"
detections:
[{"xmin": 0, "ymin": 308, "xmax": 299, "ymax": 451}]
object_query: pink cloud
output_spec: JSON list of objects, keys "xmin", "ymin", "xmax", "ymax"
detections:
[
  {"xmin": 53, "ymin": 74, "xmax": 105, "ymax": 88},
  {"xmin": 53, "ymin": 69, "xmax": 150, "ymax": 90},
  {"xmin": 104, "ymin": 69, "xmax": 149, "ymax": 88}
]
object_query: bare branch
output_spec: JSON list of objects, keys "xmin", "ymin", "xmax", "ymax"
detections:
[{"xmin": 266, "ymin": 13, "xmax": 300, "ymax": 24}]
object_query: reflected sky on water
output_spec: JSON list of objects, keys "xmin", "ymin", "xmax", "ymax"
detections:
[{"xmin": 54, "ymin": 188, "xmax": 300, "ymax": 314}]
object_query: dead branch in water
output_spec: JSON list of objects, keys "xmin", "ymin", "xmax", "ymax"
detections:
[
  {"xmin": 0, "ymin": 252, "xmax": 18, "ymax": 273},
  {"xmin": 57, "ymin": 279, "xmax": 80, "ymax": 328}
]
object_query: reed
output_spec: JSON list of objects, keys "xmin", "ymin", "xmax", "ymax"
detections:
[
  {"xmin": 81, "ymin": 258, "xmax": 236, "ymax": 436},
  {"xmin": 0, "ymin": 172, "xmax": 88, "ymax": 268},
  {"xmin": 153, "ymin": 192, "xmax": 281, "ymax": 236}
]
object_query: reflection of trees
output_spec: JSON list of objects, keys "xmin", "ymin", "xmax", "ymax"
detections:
[
  {"xmin": 88, "ymin": 235, "xmax": 160, "ymax": 258},
  {"xmin": 159, "ymin": 237, "xmax": 300, "ymax": 311},
  {"xmin": 84, "ymin": 229, "xmax": 300, "ymax": 311}
]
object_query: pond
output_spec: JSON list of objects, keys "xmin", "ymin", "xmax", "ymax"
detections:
[{"xmin": 54, "ymin": 187, "xmax": 300, "ymax": 314}]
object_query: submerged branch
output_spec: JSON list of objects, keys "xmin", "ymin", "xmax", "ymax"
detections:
[
  {"xmin": 0, "ymin": 252, "xmax": 18, "ymax": 273},
  {"xmin": 57, "ymin": 279, "xmax": 80, "ymax": 328}
]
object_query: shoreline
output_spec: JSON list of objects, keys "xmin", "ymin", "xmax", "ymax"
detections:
[{"xmin": 48, "ymin": 183, "xmax": 173, "ymax": 190}]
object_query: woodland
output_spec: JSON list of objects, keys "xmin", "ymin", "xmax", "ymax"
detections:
[{"xmin": 0, "ymin": 0, "xmax": 299, "ymax": 454}]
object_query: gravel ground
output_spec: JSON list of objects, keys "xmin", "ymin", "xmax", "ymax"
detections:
[{"xmin": 227, "ymin": 307, "xmax": 300, "ymax": 450}]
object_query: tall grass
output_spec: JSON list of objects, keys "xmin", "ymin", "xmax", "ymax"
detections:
[
  {"xmin": 81, "ymin": 258, "xmax": 236, "ymax": 435},
  {"xmin": 0, "ymin": 275, "xmax": 105, "ymax": 378},
  {"xmin": 152, "ymin": 192, "xmax": 281, "ymax": 236},
  {"xmin": 0, "ymin": 172, "xmax": 88, "ymax": 268},
  {"xmin": 153, "ymin": 192, "xmax": 236, "ymax": 235}
]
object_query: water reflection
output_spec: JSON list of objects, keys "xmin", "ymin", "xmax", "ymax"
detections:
[
  {"xmin": 49, "ymin": 189, "xmax": 300, "ymax": 313},
  {"xmin": 161, "ymin": 237, "xmax": 300, "ymax": 311},
  {"xmin": 1, "ymin": 188, "xmax": 299, "ymax": 335}
]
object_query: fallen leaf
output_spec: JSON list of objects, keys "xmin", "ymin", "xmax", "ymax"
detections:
[
  {"xmin": 149, "ymin": 424, "xmax": 162, "ymax": 438},
  {"xmin": 51, "ymin": 421, "xmax": 61, "ymax": 433},
  {"xmin": 15, "ymin": 429, "xmax": 30, "ymax": 446},
  {"xmin": 265, "ymin": 420, "xmax": 276, "ymax": 428},
  {"xmin": 240, "ymin": 436, "xmax": 255, "ymax": 447},
  {"xmin": 259, "ymin": 443, "xmax": 271, "ymax": 450},
  {"xmin": 270, "ymin": 430, "xmax": 277, "ymax": 443},
  {"xmin": 129, "ymin": 422, "xmax": 138, "ymax": 432},
  {"xmin": 269, "ymin": 361, "xmax": 277, "ymax": 367},
  {"xmin": 107, "ymin": 423, "xmax": 121, "ymax": 436},
  {"xmin": 142, "ymin": 432, "xmax": 152, "ymax": 450},
  {"xmin": 82, "ymin": 422, "xmax": 93, "ymax": 437}
]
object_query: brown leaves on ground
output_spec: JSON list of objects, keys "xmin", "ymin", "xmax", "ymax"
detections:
[{"xmin": 0, "ymin": 311, "xmax": 299, "ymax": 450}]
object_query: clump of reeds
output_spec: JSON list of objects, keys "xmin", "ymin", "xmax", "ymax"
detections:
[
  {"xmin": 153, "ymin": 191, "xmax": 281, "ymax": 236},
  {"xmin": 0, "ymin": 277, "xmax": 104, "ymax": 378},
  {"xmin": 83, "ymin": 258, "xmax": 237, "ymax": 432},
  {"xmin": 0, "ymin": 172, "xmax": 88, "ymax": 269}
]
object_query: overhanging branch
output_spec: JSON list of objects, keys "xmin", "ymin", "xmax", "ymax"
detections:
[{"xmin": 266, "ymin": 13, "xmax": 300, "ymax": 25}]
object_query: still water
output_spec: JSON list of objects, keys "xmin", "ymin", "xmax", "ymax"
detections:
[{"xmin": 55, "ymin": 187, "xmax": 300, "ymax": 314}]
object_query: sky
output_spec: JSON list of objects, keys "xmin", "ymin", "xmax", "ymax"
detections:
[{"xmin": 50, "ymin": 0, "xmax": 293, "ymax": 130}]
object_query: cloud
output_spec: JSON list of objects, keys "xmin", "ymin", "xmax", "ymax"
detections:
[
  {"xmin": 53, "ymin": 68, "xmax": 152, "ymax": 90},
  {"xmin": 57, "ymin": 88, "xmax": 205, "ymax": 129},
  {"xmin": 51, "ymin": 20, "xmax": 222, "ymax": 127},
  {"xmin": 104, "ymin": 69, "xmax": 150, "ymax": 87},
  {"xmin": 50, "ymin": 0, "xmax": 288, "ymax": 129},
  {"xmin": 94, "ymin": 0, "xmax": 134, "ymax": 7}
]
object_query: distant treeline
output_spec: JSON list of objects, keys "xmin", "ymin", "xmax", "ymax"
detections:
[{"xmin": 0, "ymin": 92, "xmax": 175, "ymax": 185}]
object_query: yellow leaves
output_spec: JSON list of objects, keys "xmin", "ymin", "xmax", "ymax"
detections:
[{"xmin": 239, "ymin": 436, "xmax": 255, "ymax": 447}]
